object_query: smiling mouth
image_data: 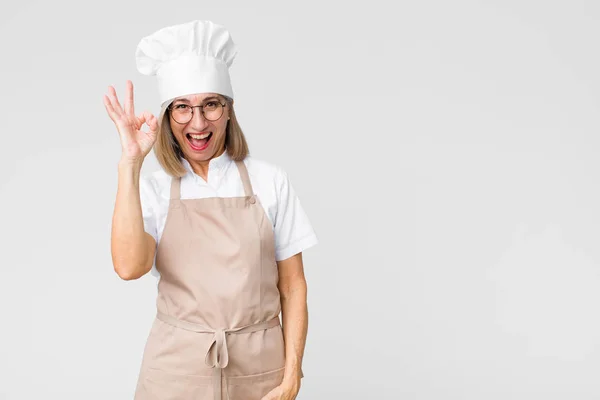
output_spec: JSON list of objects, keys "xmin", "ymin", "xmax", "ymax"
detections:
[{"xmin": 186, "ymin": 132, "xmax": 213, "ymax": 150}]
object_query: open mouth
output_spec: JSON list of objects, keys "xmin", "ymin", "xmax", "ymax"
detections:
[{"xmin": 186, "ymin": 132, "xmax": 213, "ymax": 151}]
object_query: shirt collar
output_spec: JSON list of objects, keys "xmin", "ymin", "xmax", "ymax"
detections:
[{"xmin": 180, "ymin": 148, "xmax": 232, "ymax": 176}]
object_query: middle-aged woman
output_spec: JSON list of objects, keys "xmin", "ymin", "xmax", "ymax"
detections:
[{"xmin": 104, "ymin": 20, "xmax": 318, "ymax": 400}]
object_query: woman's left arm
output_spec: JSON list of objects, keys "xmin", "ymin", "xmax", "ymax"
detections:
[{"xmin": 262, "ymin": 252, "xmax": 308, "ymax": 400}]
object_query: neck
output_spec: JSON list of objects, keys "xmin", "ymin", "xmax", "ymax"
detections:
[{"xmin": 187, "ymin": 147, "xmax": 226, "ymax": 180}]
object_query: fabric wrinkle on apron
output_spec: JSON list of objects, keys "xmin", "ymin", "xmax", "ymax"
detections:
[
  {"xmin": 134, "ymin": 159, "xmax": 298, "ymax": 400},
  {"xmin": 156, "ymin": 311, "xmax": 280, "ymax": 400}
]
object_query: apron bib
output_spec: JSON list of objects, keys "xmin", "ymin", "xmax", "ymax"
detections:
[{"xmin": 134, "ymin": 160, "xmax": 289, "ymax": 400}]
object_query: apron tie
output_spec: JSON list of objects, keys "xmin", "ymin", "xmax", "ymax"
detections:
[
  {"xmin": 205, "ymin": 328, "xmax": 230, "ymax": 400},
  {"xmin": 156, "ymin": 311, "xmax": 280, "ymax": 400},
  {"xmin": 205, "ymin": 329, "xmax": 230, "ymax": 369}
]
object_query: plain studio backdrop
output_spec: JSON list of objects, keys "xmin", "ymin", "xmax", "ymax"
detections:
[{"xmin": 1, "ymin": 0, "xmax": 600, "ymax": 399}]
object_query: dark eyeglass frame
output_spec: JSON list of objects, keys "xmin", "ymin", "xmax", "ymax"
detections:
[{"xmin": 167, "ymin": 100, "xmax": 227, "ymax": 124}]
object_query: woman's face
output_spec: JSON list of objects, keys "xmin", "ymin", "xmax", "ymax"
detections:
[{"xmin": 168, "ymin": 92, "xmax": 230, "ymax": 164}]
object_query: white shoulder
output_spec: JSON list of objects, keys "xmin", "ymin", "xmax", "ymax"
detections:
[
  {"xmin": 244, "ymin": 157, "xmax": 318, "ymax": 261},
  {"xmin": 141, "ymin": 168, "xmax": 171, "ymax": 200},
  {"xmin": 243, "ymin": 155, "xmax": 286, "ymax": 187}
]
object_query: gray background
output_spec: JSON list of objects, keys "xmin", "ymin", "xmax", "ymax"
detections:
[{"xmin": 1, "ymin": 0, "xmax": 599, "ymax": 399}]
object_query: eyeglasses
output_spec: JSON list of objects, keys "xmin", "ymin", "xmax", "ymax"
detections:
[{"xmin": 168, "ymin": 100, "xmax": 227, "ymax": 124}]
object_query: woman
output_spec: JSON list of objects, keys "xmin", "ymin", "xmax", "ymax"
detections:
[{"xmin": 104, "ymin": 20, "xmax": 318, "ymax": 400}]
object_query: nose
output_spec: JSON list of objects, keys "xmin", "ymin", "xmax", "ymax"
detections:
[{"xmin": 189, "ymin": 108, "xmax": 209, "ymax": 129}]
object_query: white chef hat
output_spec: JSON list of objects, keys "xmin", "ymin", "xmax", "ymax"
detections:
[{"xmin": 135, "ymin": 20, "xmax": 237, "ymax": 107}]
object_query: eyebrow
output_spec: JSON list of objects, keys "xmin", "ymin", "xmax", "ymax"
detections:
[{"xmin": 173, "ymin": 96, "xmax": 221, "ymax": 104}]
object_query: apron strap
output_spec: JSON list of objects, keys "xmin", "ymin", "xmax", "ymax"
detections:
[
  {"xmin": 235, "ymin": 160, "xmax": 254, "ymax": 197},
  {"xmin": 169, "ymin": 176, "xmax": 181, "ymax": 200}
]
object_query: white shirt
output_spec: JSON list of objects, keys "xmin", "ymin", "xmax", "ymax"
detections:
[{"xmin": 139, "ymin": 150, "xmax": 319, "ymax": 278}]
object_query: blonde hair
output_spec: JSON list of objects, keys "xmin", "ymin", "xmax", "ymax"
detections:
[{"xmin": 152, "ymin": 95, "xmax": 249, "ymax": 177}]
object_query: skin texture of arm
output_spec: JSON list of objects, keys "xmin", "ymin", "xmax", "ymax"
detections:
[
  {"xmin": 111, "ymin": 159, "xmax": 155, "ymax": 280},
  {"xmin": 266, "ymin": 252, "xmax": 308, "ymax": 399}
]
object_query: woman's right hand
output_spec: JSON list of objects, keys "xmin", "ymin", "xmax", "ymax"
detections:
[{"xmin": 104, "ymin": 80, "xmax": 158, "ymax": 164}]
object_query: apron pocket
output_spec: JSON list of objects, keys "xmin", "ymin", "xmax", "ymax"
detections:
[
  {"xmin": 226, "ymin": 367, "xmax": 285, "ymax": 400},
  {"xmin": 137, "ymin": 367, "xmax": 213, "ymax": 400}
]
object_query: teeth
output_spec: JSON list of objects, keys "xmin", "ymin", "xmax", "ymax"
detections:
[{"xmin": 189, "ymin": 133, "xmax": 210, "ymax": 139}]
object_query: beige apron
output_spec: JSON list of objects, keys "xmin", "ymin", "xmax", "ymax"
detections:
[{"xmin": 134, "ymin": 159, "xmax": 298, "ymax": 400}]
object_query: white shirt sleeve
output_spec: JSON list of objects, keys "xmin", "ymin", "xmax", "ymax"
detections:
[
  {"xmin": 139, "ymin": 174, "xmax": 159, "ymax": 246},
  {"xmin": 273, "ymin": 166, "xmax": 319, "ymax": 261},
  {"xmin": 139, "ymin": 174, "xmax": 160, "ymax": 278}
]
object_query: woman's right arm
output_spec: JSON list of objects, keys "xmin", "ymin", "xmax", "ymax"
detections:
[
  {"xmin": 104, "ymin": 80, "xmax": 159, "ymax": 280},
  {"xmin": 111, "ymin": 159, "xmax": 156, "ymax": 280}
]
